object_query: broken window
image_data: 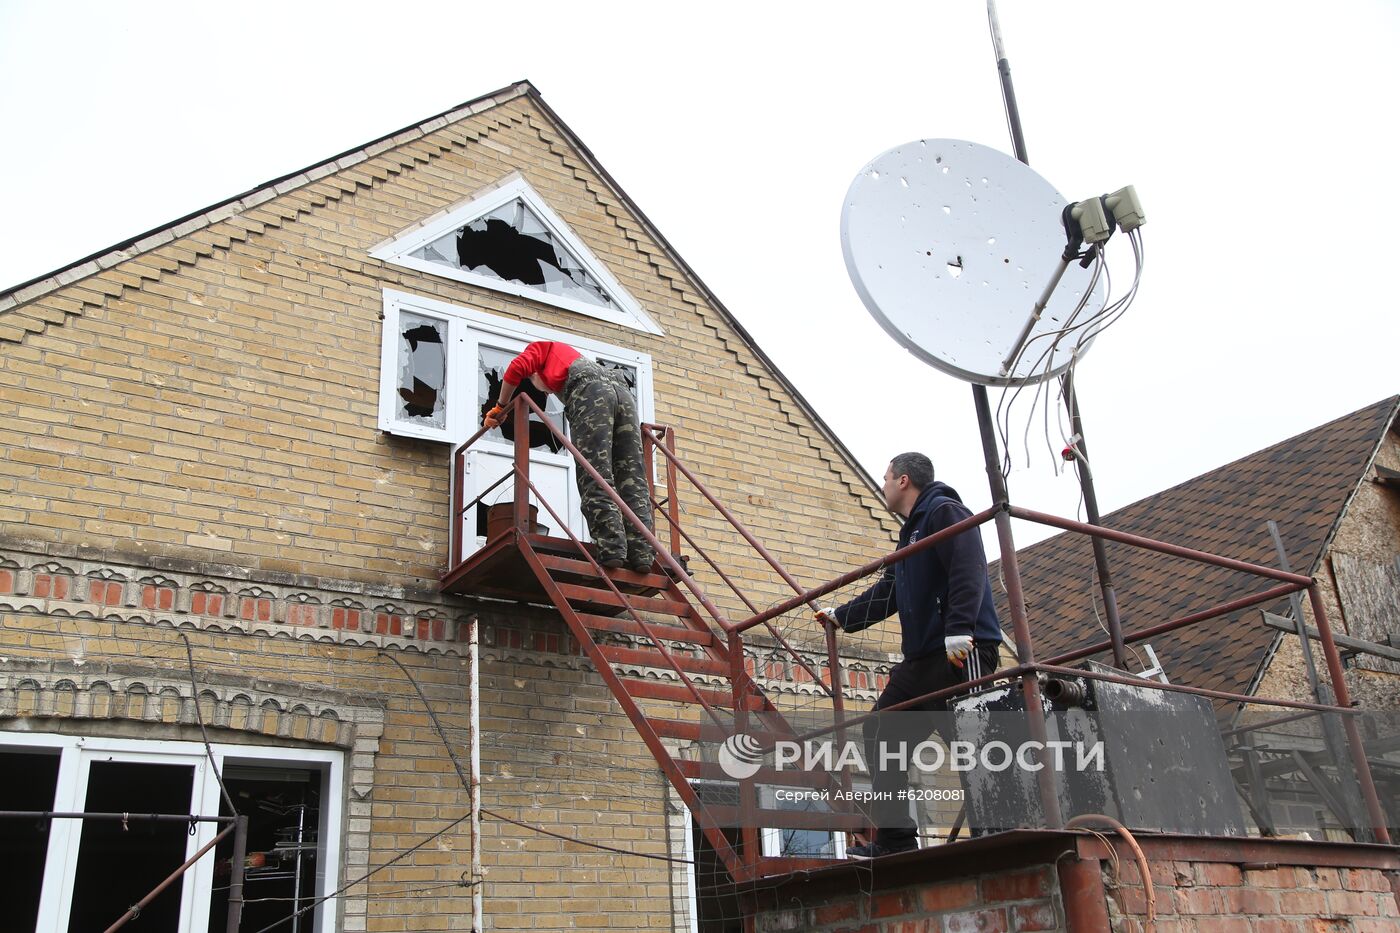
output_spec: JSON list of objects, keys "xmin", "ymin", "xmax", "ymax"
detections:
[
  {"xmin": 395, "ymin": 311, "xmax": 447, "ymax": 429},
  {"xmin": 478, "ymin": 343, "xmax": 568, "ymax": 453},
  {"xmin": 597, "ymin": 358, "xmax": 639, "ymax": 407},
  {"xmin": 411, "ymin": 197, "xmax": 615, "ymax": 310},
  {"xmin": 372, "ymin": 177, "xmax": 663, "ymax": 335}
]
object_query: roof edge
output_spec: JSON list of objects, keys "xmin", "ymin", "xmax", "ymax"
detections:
[
  {"xmin": 1240, "ymin": 394, "xmax": 1400, "ymax": 697},
  {"xmin": 0, "ymin": 81, "xmax": 535, "ymax": 309}
]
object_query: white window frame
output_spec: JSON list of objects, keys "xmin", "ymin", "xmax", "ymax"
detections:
[
  {"xmin": 380, "ymin": 290, "xmax": 655, "ymax": 558},
  {"xmin": 369, "ymin": 175, "xmax": 663, "ymax": 335},
  {"xmin": 0, "ymin": 732, "xmax": 343, "ymax": 933},
  {"xmin": 377, "ymin": 289, "xmax": 656, "ymax": 443},
  {"xmin": 758, "ymin": 785, "xmax": 849, "ymax": 860}
]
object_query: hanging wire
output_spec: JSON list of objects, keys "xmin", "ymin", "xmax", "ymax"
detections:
[
  {"xmin": 377, "ymin": 650, "xmax": 697, "ymax": 866},
  {"xmin": 249, "ymin": 811, "xmax": 474, "ymax": 933},
  {"xmin": 179, "ymin": 633, "xmax": 238, "ymax": 818}
]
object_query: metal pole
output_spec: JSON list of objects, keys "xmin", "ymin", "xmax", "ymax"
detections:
[
  {"xmin": 470, "ymin": 617, "xmax": 484, "ymax": 933},
  {"xmin": 1305, "ymin": 586, "xmax": 1391, "ymax": 844},
  {"xmin": 291, "ymin": 805, "xmax": 305, "ymax": 933},
  {"xmin": 225, "ymin": 814, "xmax": 248, "ymax": 933},
  {"xmin": 973, "ymin": 384, "xmax": 1062, "ymax": 828},
  {"xmin": 1063, "ymin": 372, "xmax": 1127, "ymax": 669},
  {"xmin": 1267, "ymin": 520, "xmax": 1366, "ymax": 838},
  {"xmin": 987, "ymin": 0, "xmax": 1128, "ymax": 671},
  {"xmin": 104, "ymin": 822, "xmax": 235, "ymax": 933}
]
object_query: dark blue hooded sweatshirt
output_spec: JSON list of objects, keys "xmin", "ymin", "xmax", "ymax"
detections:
[{"xmin": 835, "ymin": 481, "xmax": 1003, "ymax": 660}]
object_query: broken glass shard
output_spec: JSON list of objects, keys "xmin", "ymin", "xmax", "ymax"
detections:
[
  {"xmin": 396, "ymin": 313, "xmax": 446, "ymax": 428},
  {"xmin": 409, "ymin": 197, "xmax": 615, "ymax": 310},
  {"xmin": 478, "ymin": 344, "xmax": 567, "ymax": 452}
]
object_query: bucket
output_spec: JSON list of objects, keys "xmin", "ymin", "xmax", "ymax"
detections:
[{"xmin": 485, "ymin": 502, "xmax": 546, "ymax": 539}]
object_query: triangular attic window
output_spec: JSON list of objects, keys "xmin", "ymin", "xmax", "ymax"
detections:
[{"xmin": 371, "ymin": 176, "xmax": 662, "ymax": 335}]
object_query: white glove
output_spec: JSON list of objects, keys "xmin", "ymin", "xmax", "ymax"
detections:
[
  {"xmin": 945, "ymin": 634, "xmax": 973, "ymax": 666},
  {"xmin": 815, "ymin": 606, "xmax": 840, "ymax": 628}
]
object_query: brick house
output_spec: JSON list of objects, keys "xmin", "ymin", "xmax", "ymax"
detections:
[
  {"xmin": 0, "ymin": 81, "xmax": 913, "ymax": 931},
  {"xmin": 997, "ymin": 398, "xmax": 1400, "ymax": 840},
  {"xmin": 3, "ymin": 76, "xmax": 1397, "ymax": 932}
]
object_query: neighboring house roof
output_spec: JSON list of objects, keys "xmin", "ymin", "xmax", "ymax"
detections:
[
  {"xmin": 0, "ymin": 80, "xmax": 887, "ymax": 508},
  {"xmin": 994, "ymin": 396, "xmax": 1400, "ymax": 702}
]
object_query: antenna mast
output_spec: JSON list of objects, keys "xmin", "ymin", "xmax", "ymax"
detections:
[{"xmin": 984, "ymin": 0, "xmax": 1127, "ymax": 669}]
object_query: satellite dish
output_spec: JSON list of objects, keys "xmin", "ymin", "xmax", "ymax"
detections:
[{"xmin": 841, "ymin": 139, "xmax": 1106, "ymax": 387}]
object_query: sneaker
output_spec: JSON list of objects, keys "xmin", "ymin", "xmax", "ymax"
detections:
[{"xmin": 847, "ymin": 840, "xmax": 917, "ymax": 860}]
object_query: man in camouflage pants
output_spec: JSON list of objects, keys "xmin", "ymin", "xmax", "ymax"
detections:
[{"xmin": 484, "ymin": 341, "xmax": 655, "ymax": 572}]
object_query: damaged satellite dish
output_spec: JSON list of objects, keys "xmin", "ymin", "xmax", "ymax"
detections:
[{"xmin": 841, "ymin": 139, "xmax": 1106, "ymax": 387}]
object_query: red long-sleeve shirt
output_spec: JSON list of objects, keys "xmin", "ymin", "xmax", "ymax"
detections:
[{"xmin": 502, "ymin": 341, "xmax": 581, "ymax": 394}]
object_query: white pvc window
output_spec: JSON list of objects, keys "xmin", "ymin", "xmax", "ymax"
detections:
[
  {"xmin": 378, "ymin": 290, "xmax": 654, "ymax": 558},
  {"xmin": 370, "ymin": 175, "xmax": 663, "ymax": 335},
  {"xmin": 0, "ymin": 733, "xmax": 343, "ymax": 933}
]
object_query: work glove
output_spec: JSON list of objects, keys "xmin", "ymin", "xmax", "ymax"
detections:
[
  {"xmin": 945, "ymin": 634, "xmax": 973, "ymax": 667},
  {"xmin": 482, "ymin": 404, "xmax": 508, "ymax": 430},
  {"xmin": 814, "ymin": 606, "xmax": 840, "ymax": 628}
]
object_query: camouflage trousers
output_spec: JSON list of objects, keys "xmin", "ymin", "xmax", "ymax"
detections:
[{"xmin": 560, "ymin": 358, "xmax": 655, "ymax": 567}]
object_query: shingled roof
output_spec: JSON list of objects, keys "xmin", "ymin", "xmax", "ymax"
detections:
[{"xmin": 996, "ymin": 396, "xmax": 1400, "ymax": 701}]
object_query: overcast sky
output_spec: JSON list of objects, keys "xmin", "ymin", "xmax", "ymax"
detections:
[{"xmin": 2, "ymin": 1, "xmax": 1396, "ymax": 555}]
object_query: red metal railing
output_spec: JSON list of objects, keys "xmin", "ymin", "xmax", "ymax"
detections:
[{"xmin": 446, "ymin": 395, "xmax": 1393, "ymax": 851}]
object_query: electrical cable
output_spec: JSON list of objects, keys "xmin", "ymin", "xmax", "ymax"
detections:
[
  {"xmin": 378, "ymin": 650, "xmax": 698, "ymax": 866},
  {"xmin": 179, "ymin": 633, "xmax": 238, "ymax": 818},
  {"xmin": 248, "ymin": 811, "xmax": 473, "ymax": 933}
]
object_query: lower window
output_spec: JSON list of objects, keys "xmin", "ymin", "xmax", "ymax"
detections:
[{"xmin": 0, "ymin": 734, "xmax": 342, "ymax": 933}]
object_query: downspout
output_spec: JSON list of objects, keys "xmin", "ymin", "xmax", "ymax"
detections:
[
  {"xmin": 1057, "ymin": 854, "xmax": 1112, "ymax": 931},
  {"xmin": 470, "ymin": 617, "xmax": 484, "ymax": 933}
]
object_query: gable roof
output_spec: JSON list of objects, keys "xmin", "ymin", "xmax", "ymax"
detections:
[
  {"xmin": 0, "ymin": 80, "xmax": 887, "ymax": 509},
  {"xmin": 995, "ymin": 396, "xmax": 1400, "ymax": 701}
]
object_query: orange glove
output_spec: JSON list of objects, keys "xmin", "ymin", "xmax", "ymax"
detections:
[{"xmin": 483, "ymin": 404, "xmax": 508, "ymax": 430}]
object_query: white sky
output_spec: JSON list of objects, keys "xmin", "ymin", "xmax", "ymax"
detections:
[{"xmin": 2, "ymin": 1, "xmax": 1397, "ymax": 554}]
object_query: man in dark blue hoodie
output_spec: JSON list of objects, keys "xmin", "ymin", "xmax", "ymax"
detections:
[{"xmin": 817, "ymin": 452, "xmax": 1003, "ymax": 858}]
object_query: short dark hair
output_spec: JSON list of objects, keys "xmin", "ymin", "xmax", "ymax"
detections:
[{"xmin": 888, "ymin": 452, "xmax": 933, "ymax": 490}]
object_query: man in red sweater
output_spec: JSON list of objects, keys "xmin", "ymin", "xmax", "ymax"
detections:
[{"xmin": 483, "ymin": 341, "xmax": 655, "ymax": 571}]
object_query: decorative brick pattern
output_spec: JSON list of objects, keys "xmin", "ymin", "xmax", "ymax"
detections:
[{"xmin": 0, "ymin": 658, "xmax": 384, "ymax": 930}]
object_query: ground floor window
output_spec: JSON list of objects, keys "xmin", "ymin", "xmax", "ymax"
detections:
[{"xmin": 0, "ymin": 733, "xmax": 342, "ymax": 933}]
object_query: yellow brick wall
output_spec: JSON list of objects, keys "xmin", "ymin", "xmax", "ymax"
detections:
[
  {"xmin": 0, "ymin": 88, "xmax": 920, "ymax": 930},
  {"xmin": 0, "ymin": 93, "xmax": 903, "ymax": 656},
  {"xmin": 0, "ymin": 600, "xmax": 685, "ymax": 932}
]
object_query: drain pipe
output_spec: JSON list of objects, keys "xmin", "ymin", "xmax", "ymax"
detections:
[{"xmin": 469, "ymin": 617, "xmax": 484, "ymax": 933}]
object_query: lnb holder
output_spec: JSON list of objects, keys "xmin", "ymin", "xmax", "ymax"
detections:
[
  {"xmin": 1063, "ymin": 184, "xmax": 1145, "ymax": 255},
  {"xmin": 1069, "ymin": 196, "xmax": 1113, "ymax": 245},
  {"xmin": 1105, "ymin": 185, "xmax": 1145, "ymax": 233}
]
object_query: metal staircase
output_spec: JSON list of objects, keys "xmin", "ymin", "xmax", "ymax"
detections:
[{"xmin": 443, "ymin": 394, "xmax": 867, "ymax": 883}]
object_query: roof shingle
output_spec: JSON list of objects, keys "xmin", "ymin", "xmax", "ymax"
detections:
[{"xmin": 993, "ymin": 397, "xmax": 1399, "ymax": 700}]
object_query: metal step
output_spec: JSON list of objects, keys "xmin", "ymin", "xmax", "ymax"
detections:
[
  {"xmin": 556, "ymin": 582, "xmax": 690, "ymax": 616},
  {"xmin": 621, "ymin": 678, "xmax": 740, "ymax": 709},
  {"xmin": 537, "ymin": 553, "xmax": 670, "ymax": 589},
  {"xmin": 676, "ymin": 759, "xmax": 836, "ymax": 789},
  {"xmin": 598, "ymin": 644, "xmax": 729, "ymax": 677},
  {"xmin": 575, "ymin": 612, "xmax": 715, "ymax": 646}
]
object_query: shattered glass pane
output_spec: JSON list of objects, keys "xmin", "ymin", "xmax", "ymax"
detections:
[
  {"xmin": 410, "ymin": 198, "xmax": 616, "ymax": 310},
  {"xmin": 596, "ymin": 359, "xmax": 638, "ymax": 406},
  {"xmin": 478, "ymin": 344, "xmax": 569, "ymax": 452},
  {"xmin": 396, "ymin": 312, "xmax": 446, "ymax": 428}
]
